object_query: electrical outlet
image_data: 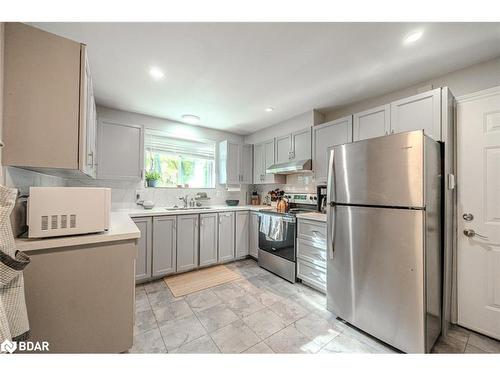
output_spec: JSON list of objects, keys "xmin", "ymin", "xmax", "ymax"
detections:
[{"xmin": 135, "ymin": 189, "xmax": 145, "ymax": 204}]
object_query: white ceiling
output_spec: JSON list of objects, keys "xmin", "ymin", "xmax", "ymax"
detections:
[{"xmin": 31, "ymin": 22, "xmax": 500, "ymax": 135}]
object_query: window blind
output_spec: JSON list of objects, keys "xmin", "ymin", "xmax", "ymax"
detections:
[{"xmin": 144, "ymin": 129, "xmax": 215, "ymax": 160}]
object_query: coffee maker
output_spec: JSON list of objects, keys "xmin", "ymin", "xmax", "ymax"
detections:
[{"xmin": 316, "ymin": 185, "xmax": 327, "ymax": 213}]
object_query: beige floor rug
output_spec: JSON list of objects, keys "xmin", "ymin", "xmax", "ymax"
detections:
[{"xmin": 164, "ymin": 265, "xmax": 241, "ymax": 297}]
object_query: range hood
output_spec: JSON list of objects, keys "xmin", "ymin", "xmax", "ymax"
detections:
[{"xmin": 266, "ymin": 159, "xmax": 312, "ymax": 175}]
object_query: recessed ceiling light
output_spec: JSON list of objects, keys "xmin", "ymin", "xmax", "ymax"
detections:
[
  {"xmin": 182, "ymin": 114, "xmax": 200, "ymax": 124},
  {"xmin": 404, "ymin": 31, "xmax": 423, "ymax": 45},
  {"xmin": 149, "ymin": 67, "xmax": 164, "ymax": 80},
  {"xmin": 265, "ymin": 107, "xmax": 274, "ymax": 112}
]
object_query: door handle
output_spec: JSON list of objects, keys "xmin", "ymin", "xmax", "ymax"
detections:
[
  {"xmin": 327, "ymin": 202, "xmax": 336, "ymax": 259},
  {"xmin": 463, "ymin": 229, "xmax": 488, "ymax": 240}
]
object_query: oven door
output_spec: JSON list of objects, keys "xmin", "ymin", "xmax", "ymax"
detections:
[{"xmin": 258, "ymin": 213, "xmax": 296, "ymax": 262}]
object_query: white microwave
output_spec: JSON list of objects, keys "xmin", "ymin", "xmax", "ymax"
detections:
[{"xmin": 27, "ymin": 187, "xmax": 111, "ymax": 238}]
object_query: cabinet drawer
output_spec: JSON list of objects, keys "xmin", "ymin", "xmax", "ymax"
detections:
[
  {"xmin": 296, "ymin": 238, "xmax": 326, "ymax": 268},
  {"xmin": 297, "ymin": 260, "xmax": 326, "ymax": 293},
  {"xmin": 297, "ymin": 219, "xmax": 327, "ymax": 243}
]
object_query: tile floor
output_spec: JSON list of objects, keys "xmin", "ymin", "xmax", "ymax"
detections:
[{"xmin": 129, "ymin": 259, "xmax": 500, "ymax": 354}]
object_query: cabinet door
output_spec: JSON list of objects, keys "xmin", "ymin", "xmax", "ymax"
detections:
[
  {"xmin": 291, "ymin": 127, "xmax": 312, "ymax": 161},
  {"xmin": 152, "ymin": 216, "xmax": 177, "ymax": 277},
  {"xmin": 80, "ymin": 49, "xmax": 97, "ymax": 178},
  {"xmin": 133, "ymin": 217, "xmax": 152, "ymax": 283},
  {"xmin": 218, "ymin": 212, "xmax": 235, "ymax": 262},
  {"xmin": 253, "ymin": 143, "xmax": 264, "ymax": 184},
  {"xmin": 220, "ymin": 141, "xmax": 240, "ymax": 184},
  {"xmin": 249, "ymin": 212, "xmax": 260, "ymax": 259},
  {"xmin": 240, "ymin": 144, "xmax": 253, "ymax": 184},
  {"xmin": 199, "ymin": 213, "xmax": 218, "ymax": 267},
  {"xmin": 313, "ymin": 116, "xmax": 353, "ymax": 184},
  {"xmin": 176, "ymin": 214, "xmax": 199, "ymax": 272},
  {"xmin": 275, "ymin": 135, "xmax": 292, "ymax": 164},
  {"xmin": 353, "ymin": 104, "xmax": 390, "ymax": 141},
  {"xmin": 390, "ymin": 88, "xmax": 441, "ymax": 141},
  {"xmin": 263, "ymin": 139, "xmax": 281, "ymax": 183},
  {"xmin": 235, "ymin": 211, "xmax": 249, "ymax": 258},
  {"xmin": 97, "ymin": 119, "xmax": 144, "ymax": 180}
]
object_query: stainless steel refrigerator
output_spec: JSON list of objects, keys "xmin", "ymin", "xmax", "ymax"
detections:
[{"xmin": 326, "ymin": 130, "xmax": 442, "ymax": 353}]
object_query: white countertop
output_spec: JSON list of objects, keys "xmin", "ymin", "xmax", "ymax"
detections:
[
  {"xmin": 15, "ymin": 205, "xmax": 273, "ymax": 252},
  {"xmin": 295, "ymin": 212, "xmax": 327, "ymax": 222}
]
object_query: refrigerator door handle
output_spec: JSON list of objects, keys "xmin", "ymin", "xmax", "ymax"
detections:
[
  {"xmin": 327, "ymin": 203, "xmax": 336, "ymax": 259},
  {"xmin": 327, "ymin": 148, "xmax": 336, "ymax": 259}
]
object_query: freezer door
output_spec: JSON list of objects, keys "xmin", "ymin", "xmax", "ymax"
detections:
[
  {"xmin": 330, "ymin": 130, "xmax": 425, "ymax": 208},
  {"xmin": 330, "ymin": 205, "xmax": 427, "ymax": 353}
]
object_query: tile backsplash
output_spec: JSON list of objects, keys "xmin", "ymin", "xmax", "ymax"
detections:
[{"xmin": 4, "ymin": 167, "xmax": 316, "ymax": 209}]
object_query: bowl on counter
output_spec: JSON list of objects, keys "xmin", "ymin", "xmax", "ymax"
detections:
[{"xmin": 225, "ymin": 200, "xmax": 239, "ymax": 206}]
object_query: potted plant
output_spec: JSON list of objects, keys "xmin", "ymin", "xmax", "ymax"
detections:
[{"xmin": 145, "ymin": 171, "xmax": 161, "ymax": 187}]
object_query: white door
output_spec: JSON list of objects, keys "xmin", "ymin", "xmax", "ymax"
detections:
[
  {"xmin": 275, "ymin": 135, "xmax": 291, "ymax": 164},
  {"xmin": 291, "ymin": 127, "xmax": 312, "ymax": 161},
  {"xmin": 353, "ymin": 104, "xmax": 390, "ymax": 141},
  {"xmin": 457, "ymin": 86, "xmax": 500, "ymax": 340},
  {"xmin": 390, "ymin": 88, "xmax": 441, "ymax": 141}
]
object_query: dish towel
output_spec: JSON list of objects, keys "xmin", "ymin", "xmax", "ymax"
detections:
[
  {"xmin": 259, "ymin": 214, "xmax": 271, "ymax": 235},
  {"xmin": 0, "ymin": 185, "xmax": 30, "ymax": 343},
  {"xmin": 268, "ymin": 216, "xmax": 284, "ymax": 242}
]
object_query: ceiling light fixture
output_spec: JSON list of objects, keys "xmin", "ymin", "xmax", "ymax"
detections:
[
  {"xmin": 265, "ymin": 107, "xmax": 274, "ymax": 112},
  {"xmin": 149, "ymin": 67, "xmax": 165, "ymax": 80},
  {"xmin": 404, "ymin": 30, "xmax": 423, "ymax": 45},
  {"xmin": 182, "ymin": 114, "xmax": 200, "ymax": 124}
]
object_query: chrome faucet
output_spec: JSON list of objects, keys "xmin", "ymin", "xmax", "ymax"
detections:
[{"xmin": 178, "ymin": 195, "xmax": 189, "ymax": 208}]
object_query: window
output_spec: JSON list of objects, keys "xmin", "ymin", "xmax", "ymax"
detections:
[{"xmin": 144, "ymin": 129, "xmax": 215, "ymax": 188}]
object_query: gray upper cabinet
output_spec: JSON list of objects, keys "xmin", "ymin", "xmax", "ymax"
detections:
[
  {"xmin": 176, "ymin": 214, "xmax": 199, "ymax": 273},
  {"xmin": 218, "ymin": 212, "xmax": 235, "ymax": 262},
  {"xmin": 199, "ymin": 213, "xmax": 218, "ymax": 267},
  {"xmin": 353, "ymin": 104, "xmax": 391, "ymax": 141},
  {"xmin": 219, "ymin": 141, "xmax": 253, "ymax": 184},
  {"xmin": 152, "ymin": 216, "xmax": 177, "ymax": 277},
  {"xmin": 253, "ymin": 139, "xmax": 285, "ymax": 184},
  {"xmin": 235, "ymin": 211, "xmax": 250, "ymax": 258},
  {"xmin": 2, "ymin": 23, "xmax": 96, "ymax": 177},
  {"xmin": 240, "ymin": 144, "xmax": 253, "ymax": 184},
  {"xmin": 97, "ymin": 119, "xmax": 144, "ymax": 180},
  {"xmin": 133, "ymin": 217, "xmax": 152, "ymax": 283},
  {"xmin": 249, "ymin": 212, "xmax": 259, "ymax": 259},
  {"xmin": 390, "ymin": 88, "xmax": 442, "ymax": 141},
  {"xmin": 313, "ymin": 116, "xmax": 353, "ymax": 184},
  {"xmin": 291, "ymin": 128, "xmax": 312, "ymax": 161},
  {"xmin": 275, "ymin": 135, "xmax": 292, "ymax": 164},
  {"xmin": 274, "ymin": 127, "xmax": 312, "ymax": 163}
]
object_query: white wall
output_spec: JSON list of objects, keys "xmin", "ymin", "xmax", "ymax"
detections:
[{"xmin": 323, "ymin": 56, "xmax": 500, "ymax": 121}]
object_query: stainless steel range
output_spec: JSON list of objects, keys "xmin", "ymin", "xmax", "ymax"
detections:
[{"xmin": 258, "ymin": 193, "xmax": 317, "ymax": 283}]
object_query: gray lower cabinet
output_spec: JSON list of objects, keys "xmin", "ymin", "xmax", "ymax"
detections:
[
  {"xmin": 152, "ymin": 216, "xmax": 177, "ymax": 277},
  {"xmin": 133, "ymin": 217, "xmax": 152, "ymax": 283},
  {"xmin": 235, "ymin": 211, "xmax": 249, "ymax": 258},
  {"xmin": 199, "ymin": 213, "xmax": 218, "ymax": 267},
  {"xmin": 249, "ymin": 212, "xmax": 259, "ymax": 259},
  {"xmin": 296, "ymin": 218, "xmax": 327, "ymax": 293},
  {"xmin": 218, "ymin": 212, "xmax": 235, "ymax": 262},
  {"xmin": 176, "ymin": 214, "xmax": 199, "ymax": 273}
]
